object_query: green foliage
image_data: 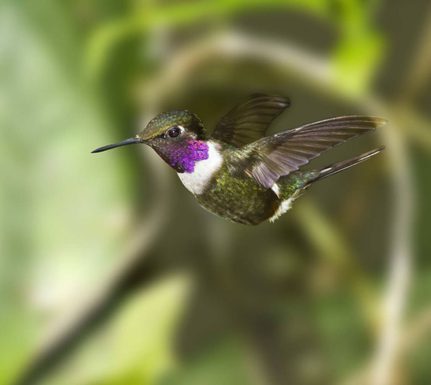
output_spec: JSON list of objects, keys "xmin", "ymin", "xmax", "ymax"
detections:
[
  {"xmin": 85, "ymin": 0, "xmax": 384, "ymax": 85},
  {"xmin": 43, "ymin": 275, "xmax": 190, "ymax": 385},
  {"xmin": 0, "ymin": 3, "xmax": 133, "ymax": 384}
]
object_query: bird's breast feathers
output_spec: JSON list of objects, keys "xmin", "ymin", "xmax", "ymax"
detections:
[{"xmin": 177, "ymin": 141, "xmax": 224, "ymax": 195}]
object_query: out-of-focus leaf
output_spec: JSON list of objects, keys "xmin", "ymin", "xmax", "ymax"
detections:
[
  {"xmin": 44, "ymin": 274, "xmax": 191, "ymax": 385},
  {"xmin": 332, "ymin": 33, "xmax": 383, "ymax": 95},
  {"xmin": 324, "ymin": 0, "xmax": 384, "ymax": 94}
]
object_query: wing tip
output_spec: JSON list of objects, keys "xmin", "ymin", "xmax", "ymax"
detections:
[
  {"xmin": 352, "ymin": 115, "xmax": 387, "ymax": 128},
  {"xmin": 368, "ymin": 116, "xmax": 387, "ymax": 128}
]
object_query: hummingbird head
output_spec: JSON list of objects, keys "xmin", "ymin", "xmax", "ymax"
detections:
[{"xmin": 92, "ymin": 110, "xmax": 209, "ymax": 173}]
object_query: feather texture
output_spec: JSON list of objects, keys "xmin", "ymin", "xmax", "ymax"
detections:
[
  {"xmin": 212, "ymin": 94, "xmax": 290, "ymax": 147},
  {"xmin": 233, "ymin": 116, "xmax": 386, "ymax": 188}
]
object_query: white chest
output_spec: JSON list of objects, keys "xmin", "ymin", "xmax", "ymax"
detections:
[{"xmin": 177, "ymin": 141, "xmax": 223, "ymax": 195}]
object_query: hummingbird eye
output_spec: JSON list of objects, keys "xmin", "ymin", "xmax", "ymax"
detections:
[{"xmin": 167, "ymin": 126, "xmax": 181, "ymax": 138}]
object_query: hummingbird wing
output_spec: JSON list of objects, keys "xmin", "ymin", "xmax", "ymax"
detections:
[
  {"xmin": 232, "ymin": 116, "xmax": 386, "ymax": 188},
  {"xmin": 212, "ymin": 94, "xmax": 290, "ymax": 147}
]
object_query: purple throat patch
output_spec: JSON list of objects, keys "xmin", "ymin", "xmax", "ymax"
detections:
[{"xmin": 170, "ymin": 140, "xmax": 209, "ymax": 173}]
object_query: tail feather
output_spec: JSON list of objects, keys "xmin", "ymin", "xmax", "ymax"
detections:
[{"xmin": 308, "ymin": 146, "xmax": 384, "ymax": 185}]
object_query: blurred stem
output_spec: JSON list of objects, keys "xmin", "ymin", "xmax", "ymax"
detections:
[
  {"xmin": 342, "ymin": 307, "xmax": 431, "ymax": 385},
  {"xmin": 392, "ymin": 106, "xmax": 431, "ymax": 152},
  {"xmin": 14, "ymin": 248, "xmax": 161, "ymax": 385},
  {"xmin": 364, "ymin": 103, "xmax": 413, "ymax": 385}
]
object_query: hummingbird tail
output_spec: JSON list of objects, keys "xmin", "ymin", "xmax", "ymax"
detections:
[{"xmin": 309, "ymin": 146, "xmax": 385, "ymax": 185}]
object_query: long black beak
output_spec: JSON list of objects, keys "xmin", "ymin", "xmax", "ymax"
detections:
[{"xmin": 91, "ymin": 137, "xmax": 142, "ymax": 153}]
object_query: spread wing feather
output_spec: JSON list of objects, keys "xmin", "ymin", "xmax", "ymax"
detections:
[
  {"xmin": 212, "ymin": 94, "xmax": 290, "ymax": 147},
  {"xmin": 234, "ymin": 116, "xmax": 386, "ymax": 188}
]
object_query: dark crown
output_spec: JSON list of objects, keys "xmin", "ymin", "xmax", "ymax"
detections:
[{"xmin": 139, "ymin": 110, "xmax": 205, "ymax": 141}]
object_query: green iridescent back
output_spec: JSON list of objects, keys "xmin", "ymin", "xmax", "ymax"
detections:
[{"xmin": 196, "ymin": 161, "xmax": 279, "ymax": 225}]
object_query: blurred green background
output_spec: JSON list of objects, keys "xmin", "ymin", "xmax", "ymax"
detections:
[{"xmin": 1, "ymin": 0, "xmax": 431, "ymax": 384}]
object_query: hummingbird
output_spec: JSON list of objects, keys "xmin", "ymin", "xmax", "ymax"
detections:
[{"xmin": 92, "ymin": 94, "xmax": 385, "ymax": 225}]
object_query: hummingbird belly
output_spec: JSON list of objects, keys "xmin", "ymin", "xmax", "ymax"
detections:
[{"xmin": 195, "ymin": 166, "xmax": 281, "ymax": 225}]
